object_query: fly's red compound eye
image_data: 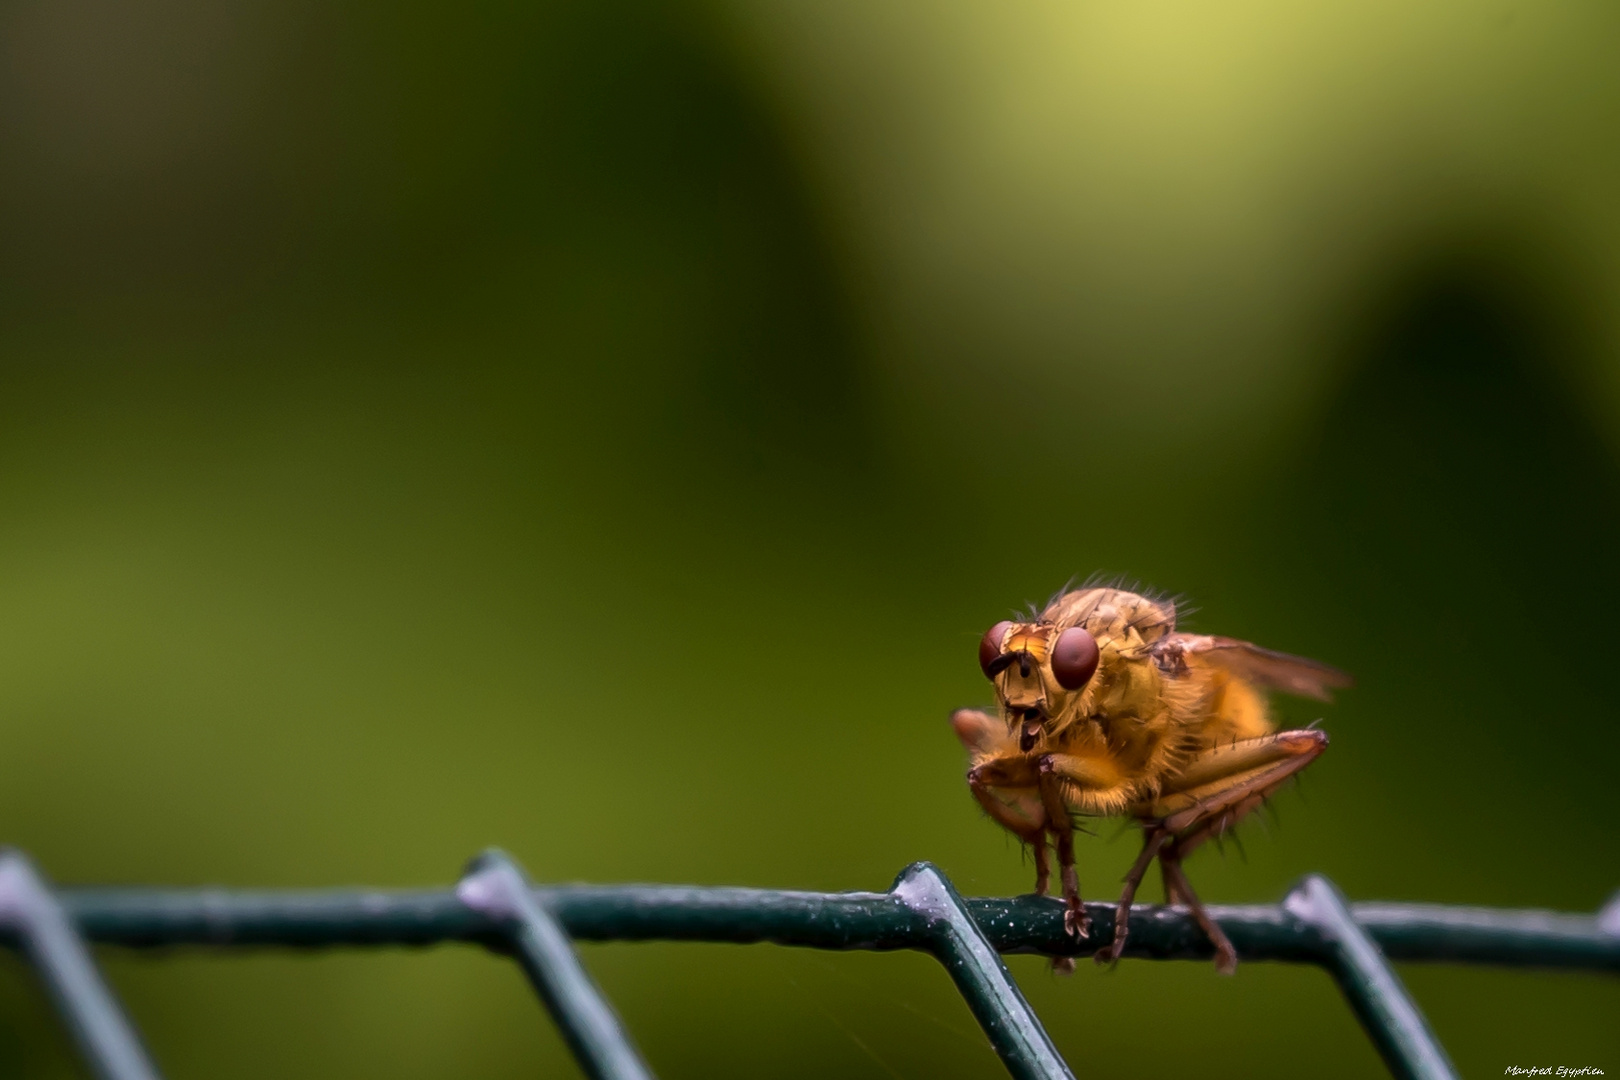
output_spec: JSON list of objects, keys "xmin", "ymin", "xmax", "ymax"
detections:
[
  {"xmin": 1051, "ymin": 627, "xmax": 1099, "ymax": 690},
  {"xmin": 978, "ymin": 621, "xmax": 1014, "ymax": 679}
]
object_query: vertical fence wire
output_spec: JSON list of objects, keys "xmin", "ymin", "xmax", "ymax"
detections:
[
  {"xmin": 1285, "ymin": 876, "xmax": 1459, "ymax": 1080},
  {"xmin": 890, "ymin": 863, "xmax": 1076, "ymax": 1080},
  {"xmin": 457, "ymin": 851, "xmax": 657, "ymax": 1080},
  {"xmin": 0, "ymin": 850, "xmax": 162, "ymax": 1080}
]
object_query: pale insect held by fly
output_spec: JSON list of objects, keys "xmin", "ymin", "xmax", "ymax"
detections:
[{"xmin": 954, "ymin": 585, "xmax": 1350, "ymax": 974}]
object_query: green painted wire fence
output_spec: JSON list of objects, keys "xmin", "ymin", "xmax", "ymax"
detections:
[{"xmin": 1, "ymin": 847, "xmax": 1616, "ymax": 1080}]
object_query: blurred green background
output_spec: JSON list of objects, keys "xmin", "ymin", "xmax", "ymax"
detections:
[{"xmin": 1, "ymin": 0, "xmax": 1617, "ymax": 1076}]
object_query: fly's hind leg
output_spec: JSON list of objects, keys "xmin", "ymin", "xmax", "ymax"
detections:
[
  {"xmin": 1153, "ymin": 793, "xmax": 1264, "ymax": 975},
  {"xmin": 1161, "ymin": 861, "xmax": 1192, "ymax": 905},
  {"xmin": 1160, "ymin": 848, "xmax": 1237, "ymax": 974},
  {"xmin": 1092, "ymin": 825, "xmax": 1167, "ymax": 967},
  {"xmin": 1124, "ymin": 728, "xmax": 1329, "ymax": 974}
]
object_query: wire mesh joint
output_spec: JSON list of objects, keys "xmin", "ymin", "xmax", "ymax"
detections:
[
  {"xmin": 1285, "ymin": 874, "xmax": 1458, "ymax": 1080},
  {"xmin": 458, "ymin": 850, "xmax": 657, "ymax": 1080},
  {"xmin": 891, "ymin": 862, "xmax": 1076, "ymax": 1080},
  {"xmin": 0, "ymin": 849, "xmax": 163, "ymax": 1080}
]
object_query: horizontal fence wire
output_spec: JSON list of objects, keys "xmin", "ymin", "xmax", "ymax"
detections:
[
  {"xmin": 47, "ymin": 880, "xmax": 1620, "ymax": 969},
  {"xmin": 3, "ymin": 846, "xmax": 1617, "ymax": 1080}
]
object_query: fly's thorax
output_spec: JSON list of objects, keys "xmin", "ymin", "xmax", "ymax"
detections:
[
  {"xmin": 1050, "ymin": 590, "xmax": 1175, "ymax": 729},
  {"xmin": 1042, "ymin": 587, "xmax": 1176, "ymax": 647}
]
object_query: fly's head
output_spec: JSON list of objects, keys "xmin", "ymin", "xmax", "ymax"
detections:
[{"xmin": 978, "ymin": 618, "xmax": 1101, "ymax": 751}]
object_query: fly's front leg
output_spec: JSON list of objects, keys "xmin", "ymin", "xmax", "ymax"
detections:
[
  {"xmin": 1030, "ymin": 832, "xmax": 1051, "ymax": 897},
  {"xmin": 1036, "ymin": 751, "xmax": 1137, "ymax": 942},
  {"xmin": 1035, "ymin": 763, "xmax": 1089, "ymax": 940},
  {"xmin": 957, "ymin": 714, "xmax": 1052, "ymax": 896},
  {"xmin": 965, "ymin": 755, "xmax": 1045, "ymax": 841}
]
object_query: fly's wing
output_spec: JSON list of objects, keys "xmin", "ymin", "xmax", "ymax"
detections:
[{"xmin": 1153, "ymin": 634, "xmax": 1352, "ymax": 701}]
